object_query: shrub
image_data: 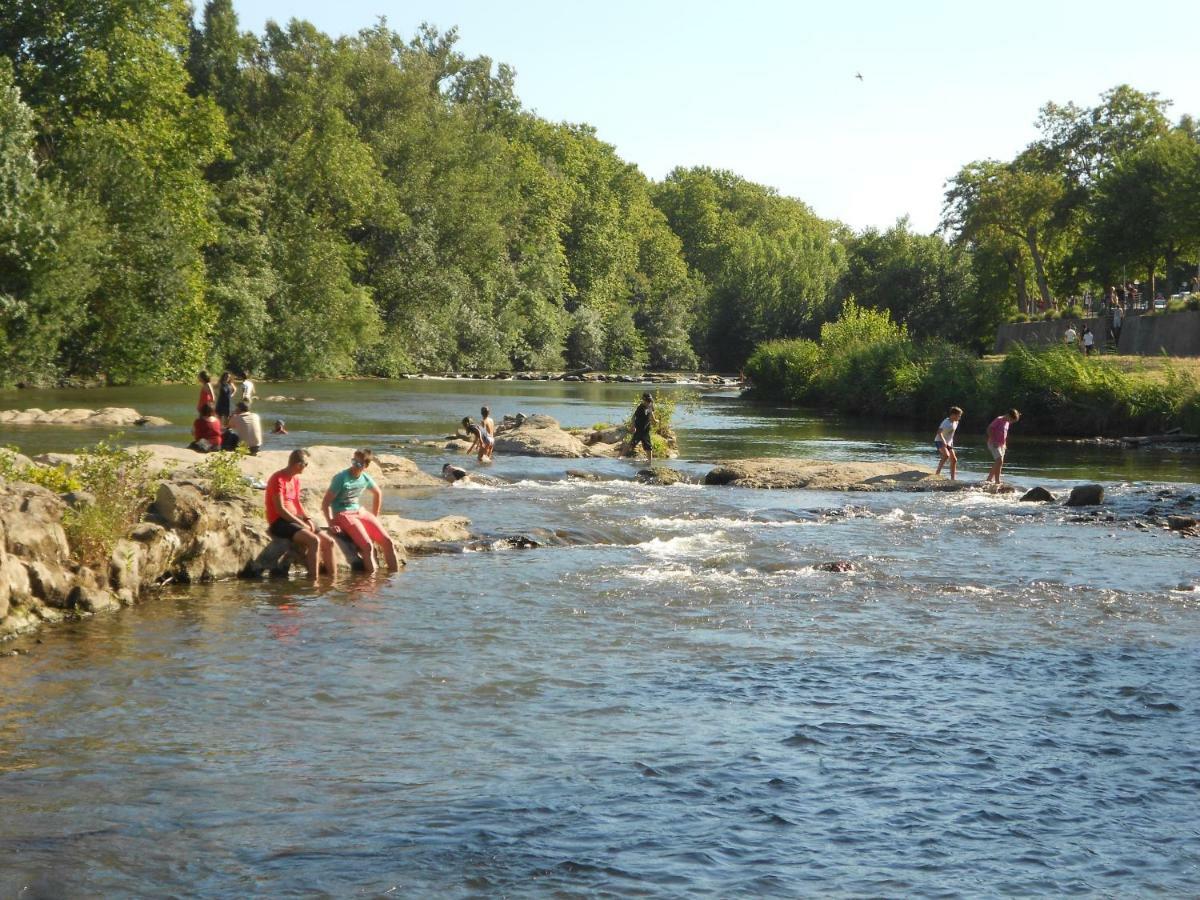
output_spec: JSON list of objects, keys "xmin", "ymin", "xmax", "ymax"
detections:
[
  {"xmin": 997, "ymin": 345, "xmax": 1133, "ymax": 433},
  {"xmin": 1063, "ymin": 304, "xmax": 1084, "ymax": 319},
  {"xmin": 0, "ymin": 447, "xmax": 82, "ymax": 493},
  {"xmin": 744, "ymin": 338, "xmax": 823, "ymax": 403},
  {"xmin": 195, "ymin": 450, "xmax": 248, "ymax": 500},
  {"xmin": 63, "ymin": 438, "xmax": 160, "ymax": 567}
]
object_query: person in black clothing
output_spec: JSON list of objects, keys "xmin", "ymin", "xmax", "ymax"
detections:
[
  {"xmin": 630, "ymin": 392, "xmax": 657, "ymax": 466},
  {"xmin": 216, "ymin": 370, "xmax": 235, "ymax": 427}
]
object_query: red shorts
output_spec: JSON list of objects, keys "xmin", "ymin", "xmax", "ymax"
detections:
[{"xmin": 332, "ymin": 510, "xmax": 390, "ymax": 548}]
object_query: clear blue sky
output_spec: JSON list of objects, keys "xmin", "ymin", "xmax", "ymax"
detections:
[{"xmin": 229, "ymin": 0, "xmax": 1200, "ymax": 233}]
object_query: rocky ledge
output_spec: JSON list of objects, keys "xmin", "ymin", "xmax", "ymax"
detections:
[
  {"xmin": 0, "ymin": 407, "xmax": 170, "ymax": 427},
  {"xmin": 701, "ymin": 458, "xmax": 1009, "ymax": 492},
  {"xmin": 0, "ymin": 448, "xmax": 468, "ymax": 641}
]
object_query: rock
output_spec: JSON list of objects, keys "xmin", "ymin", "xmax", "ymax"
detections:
[
  {"xmin": 0, "ymin": 407, "xmax": 161, "ymax": 428},
  {"xmin": 135, "ymin": 416, "xmax": 171, "ymax": 427},
  {"xmin": 565, "ymin": 469, "xmax": 614, "ymax": 482},
  {"xmin": 1020, "ymin": 486, "xmax": 1056, "ymax": 502},
  {"xmin": 636, "ymin": 467, "xmax": 691, "ymax": 486},
  {"xmin": 491, "ymin": 415, "xmax": 592, "ymax": 458},
  {"xmin": 64, "ymin": 490, "xmax": 97, "ymax": 510},
  {"xmin": 1065, "ymin": 484, "xmax": 1105, "ymax": 507},
  {"xmin": 68, "ymin": 585, "xmax": 120, "ymax": 613},
  {"xmin": 1168, "ymin": 515, "xmax": 1198, "ymax": 532},
  {"xmin": 814, "ymin": 560, "xmax": 855, "ymax": 573},
  {"xmin": 153, "ymin": 482, "xmax": 207, "ymax": 529},
  {"xmin": 703, "ymin": 458, "xmax": 938, "ymax": 491},
  {"xmin": 0, "ymin": 483, "xmax": 70, "ymax": 563},
  {"xmin": 25, "ymin": 560, "xmax": 72, "ymax": 608},
  {"xmin": 379, "ymin": 515, "xmax": 472, "ymax": 551}
]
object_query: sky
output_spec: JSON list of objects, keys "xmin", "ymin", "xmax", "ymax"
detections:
[{"xmin": 229, "ymin": 0, "xmax": 1200, "ymax": 233}]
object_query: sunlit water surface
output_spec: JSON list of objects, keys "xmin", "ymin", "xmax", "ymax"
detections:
[{"xmin": 2, "ymin": 381, "xmax": 1199, "ymax": 896}]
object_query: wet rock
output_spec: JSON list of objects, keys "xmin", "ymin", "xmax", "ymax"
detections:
[
  {"xmin": 1065, "ymin": 484, "xmax": 1105, "ymax": 507},
  {"xmin": 491, "ymin": 414, "xmax": 592, "ymax": 458},
  {"xmin": 636, "ymin": 467, "xmax": 690, "ymax": 486},
  {"xmin": 1020, "ymin": 486, "xmax": 1055, "ymax": 503},
  {"xmin": 565, "ymin": 469, "xmax": 612, "ymax": 482},
  {"xmin": 704, "ymin": 458, "xmax": 937, "ymax": 491},
  {"xmin": 814, "ymin": 560, "xmax": 855, "ymax": 573},
  {"xmin": 68, "ymin": 585, "xmax": 120, "ymax": 614},
  {"xmin": 1168, "ymin": 515, "xmax": 1198, "ymax": 532}
]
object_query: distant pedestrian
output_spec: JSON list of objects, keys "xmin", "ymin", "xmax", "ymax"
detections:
[
  {"xmin": 1082, "ymin": 326, "xmax": 1095, "ymax": 356},
  {"xmin": 197, "ymin": 371, "xmax": 215, "ymax": 414},
  {"xmin": 1063, "ymin": 325, "xmax": 1077, "ymax": 348},
  {"xmin": 934, "ymin": 406, "xmax": 962, "ymax": 480},
  {"xmin": 630, "ymin": 392, "xmax": 657, "ymax": 466},
  {"xmin": 1111, "ymin": 303, "xmax": 1123, "ymax": 345},
  {"xmin": 239, "ymin": 369, "xmax": 256, "ymax": 407},
  {"xmin": 985, "ymin": 409, "xmax": 1020, "ymax": 485},
  {"xmin": 216, "ymin": 371, "xmax": 235, "ymax": 427},
  {"xmin": 272, "ymin": 419, "xmax": 288, "ymax": 435}
]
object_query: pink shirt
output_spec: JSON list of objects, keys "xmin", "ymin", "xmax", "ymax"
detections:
[{"xmin": 987, "ymin": 416, "xmax": 1010, "ymax": 446}]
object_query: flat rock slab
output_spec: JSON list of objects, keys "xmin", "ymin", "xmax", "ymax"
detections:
[
  {"xmin": 492, "ymin": 414, "xmax": 591, "ymax": 458},
  {"xmin": 704, "ymin": 458, "xmax": 944, "ymax": 491},
  {"xmin": 0, "ymin": 407, "xmax": 169, "ymax": 427},
  {"xmin": 42, "ymin": 444, "xmax": 444, "ymax": 491}
]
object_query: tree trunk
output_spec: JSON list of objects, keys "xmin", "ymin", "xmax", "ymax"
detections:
[
  {"xmin": 1025, "ymin": 226, "xmax": 1054, "ymax": 309},
  {"xmin": 1011, "ymin": 257, "xmax": 1030, "ymax": 314}
]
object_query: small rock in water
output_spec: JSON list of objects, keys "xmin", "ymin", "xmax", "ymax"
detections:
[
  {"xmin": 1020, "ymin": 486, "xmax": 1055, "ymax": 503},
  {"xmin": 1065, "ymin": 484, "xmax": 1105, "ymax": 507},
  {"xmin": 814, "ymin": 560, "xmax": 855, "ymax": 573},
  {"xmin": 635, "ymin": 467, "xmax": 689, "ymax": 486},
  {"xmin": 1168, "ymin": 515, "xmax": 1198, "ymax": 532}
]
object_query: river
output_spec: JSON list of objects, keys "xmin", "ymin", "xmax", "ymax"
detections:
[{"xmin": 2, "ymin": 380, "xmax": 1198, "ymax": 896}]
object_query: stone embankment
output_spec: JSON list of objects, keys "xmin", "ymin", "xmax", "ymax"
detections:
[
  {"xmin": 0, "ymin": 446, "xmax": 468, "ymax": 641},
  {"xmin": 0, "ymin": 407, "xmax": 170, "ymax": 427}
]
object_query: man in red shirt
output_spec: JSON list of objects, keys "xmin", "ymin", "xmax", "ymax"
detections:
[{"xmin": 265, "ymin": 448, "xmax": 337, "ymax": 579}]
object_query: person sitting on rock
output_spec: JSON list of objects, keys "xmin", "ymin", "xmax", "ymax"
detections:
[
  {"xmin": 266, "ymin": 448, "xmax": 337, "ymax": 580},
  {"xmin": 229, "ymin": 401, "xmax": 263, "ymax": 455},
  {"xmin": 629, "ymin": 392, "xmax": 657, "ymax": 467},
  {"xmin": 189, "ymin": 402, "xmax": 222, "ymax": 453},
  {"xmin": 321, "ymin": 449, "xmax": 400, "ymax": 574}
]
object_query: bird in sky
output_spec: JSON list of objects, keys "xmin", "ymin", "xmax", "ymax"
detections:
[{"xmin": 855, "ymin": 72, "xmax": 864, "ymax": 81}]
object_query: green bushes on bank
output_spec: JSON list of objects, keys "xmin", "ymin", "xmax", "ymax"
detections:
[{"xmin": 746, "ymin": 306, "xmax": 1200, "ymax": 436}]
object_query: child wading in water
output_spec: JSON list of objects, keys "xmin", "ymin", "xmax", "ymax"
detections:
[{"xmin": 934, "ymin": 406, "xmax": 962, "ymax": 479}]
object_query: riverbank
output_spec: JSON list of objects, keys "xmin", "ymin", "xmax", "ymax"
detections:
[{"xmin": 745, "ymin": 308, "xmax": 1200, "ymax": 438}]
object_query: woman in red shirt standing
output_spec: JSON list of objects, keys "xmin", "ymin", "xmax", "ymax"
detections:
[{"xmin": 197, "ymin": 370, "xmax": 215, "ymax": 414}]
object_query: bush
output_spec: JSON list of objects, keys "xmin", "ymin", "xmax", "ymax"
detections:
[
  {"xmin": 63, "ymin": 438, "xmax": 160, "ymax": 567},
  {"xmin": 0, "ymin": 447, "xmax": 82, "ymax": 493},
  {"xmin": 195, "ymin": 450, "xmax": 248, "ymax": 500},
  {"xmin": 744, "ymin": 338, "xmax": 823, "ymax": 402},
  {"xmin": 1063, "ymin": 304, "xmax": 1085, "ymax": 319},
  {"xmin": 997, "ymin": 345, "xmax": 1133, "ymax": 433}
]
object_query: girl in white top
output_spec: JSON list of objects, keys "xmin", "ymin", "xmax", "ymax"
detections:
[{"xmin": 934, "ymin": 406, "xmax": 963, "ymax": 480}]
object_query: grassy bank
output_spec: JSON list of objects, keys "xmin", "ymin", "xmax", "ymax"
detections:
[{"xmin": 745, "ymin": 303, "xmax": 1200, "ymax": 437}]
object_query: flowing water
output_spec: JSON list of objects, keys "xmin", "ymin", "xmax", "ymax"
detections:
[{"xmin": 1, "ymin": 381, "xmax": 1199, "ymax": 896}]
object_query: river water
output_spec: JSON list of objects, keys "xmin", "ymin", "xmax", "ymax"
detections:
[{"xmin": 1, "ymin": 381, "xmax": 1198, "ymax": 896}]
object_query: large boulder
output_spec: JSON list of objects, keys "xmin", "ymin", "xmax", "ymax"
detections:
[
  {"xmin": 491, "ymin": 415, "xmax": 591, "ymax": 458},
  {"xmin": 0, "ymin": 483, "xmax": 70, "ymax": 563},
  {"xmin": 1065, "ymin": 484, "xmax": 1105, "ymax": 507},
  {"xmin": 0, "ymin": 406, "xmax": 163, "ymax": 427},
  {"xmin": 379, "ymin": 515, "xmax": 472, "ymax": 550}
]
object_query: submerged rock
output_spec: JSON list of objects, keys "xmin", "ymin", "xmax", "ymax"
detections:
[
  {"xmin": 814, "ymin": 560, "xmax": 855, "ymax": 573},
  {"xmin": 1020, "ymin": 486, "xmax": 1056, "ymax": 502},
  {"xmin": 1065, "ymin": 484, "xmax": 1105, "ymax": 507},
  {"xmin": 635, "ymin": 467, "xmax": 691, "ymax": 486},
  {"xmin": 1168, "ymin": 515, "xmax": 1198, "ymax": 533}
]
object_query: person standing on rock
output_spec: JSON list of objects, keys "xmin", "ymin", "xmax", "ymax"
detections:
[
  {"xmin": 630, "ymin": 392, "xmax": 657, "ymax": 467},
  {"xmin": 934, "ymin": 406, "xmax": 962, "ymax": 480},
  {"xmin": 197, "ymin": 371, "xmax": 215, "ymax": 414},
  {"xmin": 461, "ymin": 417, "xmax": 492, "ymax": 464},
  {"xmin": 239, "ymin": 369, "xmax": 256, "ymax": 407},
  {"xmin": 322, "ymin": 449, "xmax": 400, "ymax": 575},
  {"xmin": 266, "ymin": 448, "xmax": 337, "ymax": 580},
  {"xmin": 985, "ymin": 409, "xmax": 1020, "ymax": 485}
]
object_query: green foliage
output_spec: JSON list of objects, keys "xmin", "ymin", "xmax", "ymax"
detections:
[
  {"xmin": 62, "ymin": 438, "xmax": 160, "ymax": 567},
  {"xmin": 0, "ymin": 446, "xmax": 82, "ymax": 492},
  {"xmin": 745, "ymin": 339, "xmax": 823, "ymax": 403},
  {"xmin": 195, "ymin": 450, "xmax": 248, "ymax": 500}
]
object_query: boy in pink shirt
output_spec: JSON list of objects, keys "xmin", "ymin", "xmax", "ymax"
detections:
[{"xmin": 985, "ymin": 409, "xmax": 1021, "ymax": 485}]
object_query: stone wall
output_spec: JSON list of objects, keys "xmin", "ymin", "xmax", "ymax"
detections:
[{"xmin": 995, "ymin": 310, "xmax": 1200, "ymax": 356}]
